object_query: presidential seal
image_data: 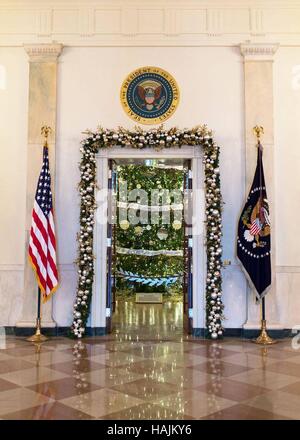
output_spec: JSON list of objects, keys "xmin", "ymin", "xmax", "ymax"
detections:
[{"xmin": 120, "ymin": 66, "xmax": 180, "ymax": 125}]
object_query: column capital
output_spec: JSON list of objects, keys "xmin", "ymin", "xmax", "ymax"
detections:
[
  {"xmin": 24, "ymin": 43, "xmax": 63, "ymax": 62},
  {"xmin": 240, "ymin": 42, "xmax": 279, "ymax": 61}
]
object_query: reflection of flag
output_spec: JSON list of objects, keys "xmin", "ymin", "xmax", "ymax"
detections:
[
  {"xmin": 237, "ymin": 144, "xmax": 271, "ymax": 298},
  {"xmin": 28, "ymin": 146, "xmax": 59, "ymax": 302}
]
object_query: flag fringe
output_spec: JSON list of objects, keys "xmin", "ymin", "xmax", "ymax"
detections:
[
  {"xmin": 236, "ymin": 255, "xmax": 271, "ymax": 302},
  {"xmin": 28, "ymin": 255, "xmax": 59, "ymax": 303}
]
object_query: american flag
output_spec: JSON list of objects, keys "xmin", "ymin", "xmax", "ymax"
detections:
[
  {"xmin": 28, "ymin": 146, "xmax": 58, "ymax": 301},
  {"xmin": 250, "ymin": 218, "xmax": 262, "ymax": 236}
]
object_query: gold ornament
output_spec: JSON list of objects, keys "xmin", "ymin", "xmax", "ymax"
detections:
[
  {"xmin": 172, "ymin": 220, "xmax": 182, "ymax": 230},
  {"xmin": 134, "ymin": 226, "xmax": 143, "ymax": 235},
  {"xmin": 120, "ymin": 220, "xmax": 130, "ymax": 230}
]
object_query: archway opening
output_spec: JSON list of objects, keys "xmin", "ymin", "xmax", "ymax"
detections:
[{"xmin": 107, "ymin": 157, "xmax": 193, "ymax": 338}]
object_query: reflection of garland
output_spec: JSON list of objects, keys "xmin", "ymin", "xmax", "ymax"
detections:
[
  {"xmin": 71, "ymin": 125, "xmax": 223, "ymax": 339},
  {"xmin": 117, "ymin": 268, "xmax": 181, "ymax": 287},
  {"xmin": 71, "ymin": 341, "xmax": 91, "ymax": 413}
]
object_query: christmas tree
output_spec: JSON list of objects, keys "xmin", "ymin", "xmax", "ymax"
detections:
[{"xmin": 116, "ymin": 162, "xmax": 185, "ymax": 297}]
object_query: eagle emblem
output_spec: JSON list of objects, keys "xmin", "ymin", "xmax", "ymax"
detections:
[
  {"xmin": 137, "ymin": 80, "xmax": 166, "ymax": 111},
  {"xmin": 120, "ymin": 66, "xmax": 180, "ymax": 125},
  {"xmin": 242, "ymin": 197, "xmax": 270, "ymax": 248}
]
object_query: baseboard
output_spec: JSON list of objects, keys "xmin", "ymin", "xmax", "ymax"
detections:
[
  {"xmin": 5, "ymin": 326, "xmax": 107, "ymax": 337},
  {"xmin": 191, "ymin": 327, "xmax": 293, "ymax": 339},
  {"xmin": 191, "ymin": 328, "xmax": 205, "ymax": 337},
  {"xmin": 241, "ymin": 328, "xmax": 293, "ymax": 339},
  {"xmin": 4, "ymin": 326, "xmax": 294, "ymax": 339}
]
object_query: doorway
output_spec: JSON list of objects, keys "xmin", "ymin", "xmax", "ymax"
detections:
[
  {"xmin": 106, "ymin": 158, "xmax": 193, "ymax": 337},
  {"xmin": 91, "ymin": 146, "xmax": 206, "ymax": 336}
]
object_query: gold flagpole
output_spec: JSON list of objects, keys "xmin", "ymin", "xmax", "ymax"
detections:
[
  {"xmin": 27, "ymin": 126, "xmax": 52, "ymax": 343},
  {"xmin": 252, "ymin": 125, "xmax": 277, "ymax": 345}
]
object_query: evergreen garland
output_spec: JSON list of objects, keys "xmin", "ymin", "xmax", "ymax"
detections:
[{"xmin": 71, "ymin": 125, "xmax": 224, "ymax": 339}]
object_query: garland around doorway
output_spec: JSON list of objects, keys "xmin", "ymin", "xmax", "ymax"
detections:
[{"xmin": 71, "ymin": 125, "xmax": 224, "ymax": 339}]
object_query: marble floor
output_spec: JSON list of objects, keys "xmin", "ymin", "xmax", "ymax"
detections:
[{"xmin": 0, "ymin": 302, "xmax": 300, "ymax": 420}]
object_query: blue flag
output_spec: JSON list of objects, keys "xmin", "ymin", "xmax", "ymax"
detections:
[{"xmin": 237, "ymin": 143, "xmax": 271, "ymax": 298}]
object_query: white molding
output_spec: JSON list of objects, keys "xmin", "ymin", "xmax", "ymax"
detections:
[
  {"xmin": 37, "ymin": 9, "xmax": 52, "ymax": 37},
  {"xmin": 276, "ymin": 266, "xmax": 300, "ymax": 273},
  {"xmin": 24, "ymin": 43, "xmax": 63, "ymax": 62},
  {"xmin": 0, "ymin": 264, "xmax": 24, "ymax": 271},
  {"xmin": 250, "ymin": 8, "xmax": 265, "ymax": 36},
  {"xmin": 0, "ymin": 2, "xmax": 300, "ymax": 46},
  {"xmin": 240, "ymin": 42, "xmax": 279, "ymax": 61}
]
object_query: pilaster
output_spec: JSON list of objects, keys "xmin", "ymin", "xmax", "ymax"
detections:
[
  {"xmin": 16, "ymin": 44, "xmax": 63, "ymax": 330},
  {"xmin": 240, "ymin": 42, "xmax": 282, "ymax": 330}
]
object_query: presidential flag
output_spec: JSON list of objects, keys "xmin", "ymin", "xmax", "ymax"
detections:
[
  {"xmin": 28, "ymin": 146, "xmax": 58, "ymax": 302},
  {"xmin": 237, "ymin": 143, "xmax": 271, "ymax": 298}
]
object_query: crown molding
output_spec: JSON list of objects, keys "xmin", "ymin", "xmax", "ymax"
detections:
[
  {"xmin": 24, "ymin": 43, "xmax": 63, "ymax": 62},
  {"xmin": 0, "ymin": 2, "xmax": 299, "ymax": 47}
]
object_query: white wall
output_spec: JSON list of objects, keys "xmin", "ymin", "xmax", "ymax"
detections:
[
  {"xmin": 0, "ymin": 48, "xmax": 28, "ymax": 326},
  {"xmin": 53, "ymin": 46, "xmax": 246, "ymax": 327},
  {"xmin": 274, "ymin": 47, "xmax": 300, "ymax": 328}
]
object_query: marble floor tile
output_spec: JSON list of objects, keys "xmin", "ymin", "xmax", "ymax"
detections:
[
  {"xmin": 84, "ymin": 367, "xmax": 143, "ymax": 388},
  {"xmin": 196, "ymin": 378, "xmax": 268, "ymax": 402},
  {"xmin": 244, "ymin": 390, "xmax": 300, "ymax": 420},
  {"xmin": 2, "ymin": 401, "xmax": 95, "ymax": 420},
  {"xmin": 112, "ymin": 377, "xmax": 179, "ymax": 401},
  {"xmin": 153, "ymin": 389, "xmax": 236, "ymax": 419},
  {"xmin": 90, "ymin": 351, "xmax": 145, "ymax": 367},
  {"xmin": 119, "ymin": 359, "xmax": 180, "ymax": 377},
  {"xmin": 121, "ymin": 343, "xmax": 179, "ymax": 359},
  {"xmin": 162, "ymin": 367, "xmax": 212, "ymax": 389},
  {"xmin": 28, "ymin": 377, "xmax": 102, "ymax": 400},
  {"xmin": 190, "ymin": 346, "xmax": 238, "ymax": 358},
  {"xmin": 253, "ymin": 347, "xmax": 300, "ymax": 360},
  {"xmin": 201, "ymin": 403, "xmax": 292, "ymax": 420},
  {"xmin": 265, "ymin": 361, "xmax": 300, "ymax": 378},
  {"xmin": 229, "ymin": 368, "xmax": 300, "ymax": 390},
  {"xmin": 0, "ymin": 346, "xmax": 53, "ymax": 358},
  {"xmin": 60, "ymin": 388, "xmax": 144, "ymax": 418},
  {"xmin": 100, "ymin": 402, "xmax": 195, "ymax": 420},
  {"xmin": 279, "ymin": 380, "xmax": 300, "ymax": 396},
  {"xmin": 0, "ymin": 366, "xmax": 68, "ymax": 386},
  {"xmin": 284, "ymin": 355, "xmax": 300, "ymax": 364},
  {"xmin": 0, "ymin": 387, "xmax": 52, "ymax": 416},
  {"xmin": 190, "ymin": 360, "xmax": 251, "ymax": 377},
  {"xmin": 0, "ymin": 378, "xmax": 20, "ymax": 392},
  {"xmin": 158, "ymin": 353, "xmax": 207, "ymax": 368},
  {"xmin": 0, "ymin": 353, "xmax": 14, "ymax": 362},
  {"xmin": 22, "ymin": 350, "xmax": 75, "ymax": 366},
  {"xmin": 223, "ymin": 352, "xmax": 279, "ymax": 368},
  {"xmin": 49, "ymin": 359, "xmax": 106, "ymax": 375},
  {"xmin": 0, "ymin": 358, "xmax": 36, "ymax": 374}
]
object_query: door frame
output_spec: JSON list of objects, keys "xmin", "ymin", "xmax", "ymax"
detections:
[{"xmin": 90, "ymin": 145, "xmax": 206, "ymax": 334}]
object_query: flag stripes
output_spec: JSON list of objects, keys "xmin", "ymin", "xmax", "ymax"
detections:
[{"xmin": 28, "ymin": 147, "xmax": 58, "ymax": 301}]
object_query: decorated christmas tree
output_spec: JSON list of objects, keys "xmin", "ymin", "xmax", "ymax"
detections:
[{"xmin": 116, "ymin": 162, "xmax": 185, "ymax": 297}]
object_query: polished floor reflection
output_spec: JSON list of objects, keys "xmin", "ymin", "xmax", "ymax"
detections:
[
  {"xmin": 112, "ymin": 300, "xmax": 184, "ymax": 337},
  {"xmin": 0, "ymin": 302, "xmax": 300, "ymax": 419}
]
